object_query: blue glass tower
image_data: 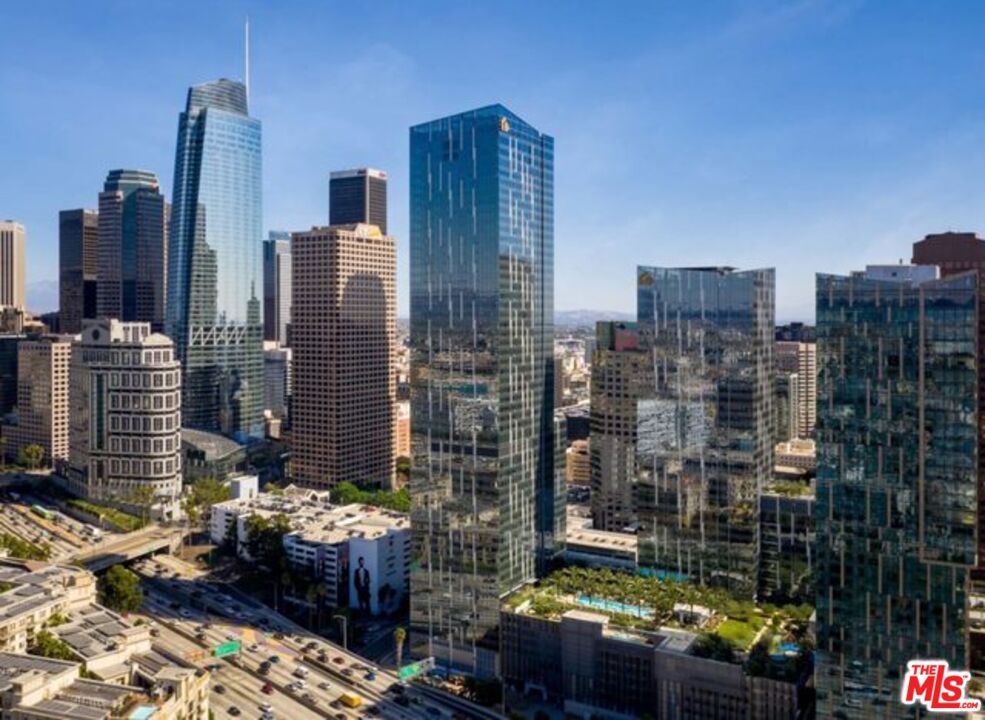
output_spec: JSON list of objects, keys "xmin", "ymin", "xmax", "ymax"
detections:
[
  {"xmin": 167, "ymin": 79, "xmax": 263, "ymax": 439},
  {"xmin": 409, "ymin": 105, "xmax": 556, "ymax": 675},
  {"xmin": 816, "ymin": 266, "xmax": 980, "ymax": 717}
]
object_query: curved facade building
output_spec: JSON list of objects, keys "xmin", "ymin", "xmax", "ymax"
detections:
[
  {"xmin": 67, "ymin": 319, "xmax": 182, "ymax": 519},
  {"xmin": 167, "ymin": 78, "xmax": 263, "ymax": 439}
]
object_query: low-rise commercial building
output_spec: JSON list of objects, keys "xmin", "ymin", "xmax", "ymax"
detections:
[
  {"xmin": 565, "ymin": 438, "xmax": 590, "ymax": 486},
  {"xmin": 210, "ymin": 486, "xmax": 410, "ymax": 614},
  {"xmin": 502, "ymin": 608, "xmax": 800, "ymax": 720},
  {"xmin": 564, "ymin": 511, "xmax": 637, "ymax": 570},
  {"xmin": 0, "ymin": 561, "xmax": 97, "ymax": 654}
]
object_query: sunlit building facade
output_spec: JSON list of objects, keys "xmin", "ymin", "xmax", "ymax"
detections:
[
  {"xmin": 815, "ymin": 266, "xmax": 980, "ymax": 718},
  {"xmin": 409, "ymin": 105, "xmax": 556, "ymax": 675},
  {"xmin": 166, "ymin": 79, "xmax": 263, "ymax": 439}
]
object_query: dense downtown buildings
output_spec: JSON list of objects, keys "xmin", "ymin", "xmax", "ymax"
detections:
[
  {"xmin": 166, "ymin": 78, "xmax": 263, "ymax": 439},
  {"xmin": 290, "ymin": 222, "xmax": 396, "ymax": 489},
  {"xmin": 775, "ymin": 340, "xmax": 816, "ymax": 439},
  {"xmin": 209, "ymin": 484, "xmax": 411, "ymax": 614},
  {"xmin": 408, "ymin": 105, "xmax": 558, "ymax": 675},
  {"xmin": 814, "ymin": 264, "xmax": 981, "ymax": 717},
  {"xmin": 63, "ymin": 319, "xmax": 182, "ymax": 518},
  {"xmin": 329, "ymin": 168, "xmax": 388, "ymax": 233},
  {"xmin": 4, "ymin": 335, "xmax": 72, "ymax": 465},
  {"xmin": 589, "ymin": 320, "xmax": 652, "ymax": 532},
  {"xmin": 97, "ymin": 169, "xmax": 168, "ymax": 331},
  {"xmin": 0, "ymin": 220, "xmax": 26, "ymax": 310},
  {"xmin": 635, "ymin": 266, "xmax": 775, "ymax": 599},
  {"xmin": 262, "ymin": 230, "xmax": 292, "ymax": 345},
  {"xmin": 58, "ymin": 208, "xmax": 99, "ymax": 334}
]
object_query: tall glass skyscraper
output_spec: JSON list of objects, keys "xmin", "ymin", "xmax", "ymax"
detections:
[
  {"xmin": 409, "ymin": 105, "xmax": 556, "ymax": 675},
  {"xmin": 167, "ymin": 79, "xmax": 263, "ymax": 439},
  {"xmin": 97, "ymin": 169, "xmax": 167, "ymax": 331},
  {"xmin": 815, "ymin": 265, "xmax": 979, "ymax": 718},
  {"xmin": 635, "ymin": 266, "xmax": 774, "ymax": 599},
  {"xmin": 263, "ymin": 231, "xmax": 291, "ymax": 345}
]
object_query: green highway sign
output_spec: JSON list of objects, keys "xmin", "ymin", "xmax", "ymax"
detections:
[
  {"xmin": 398, "ymin": 657, "xmax": 434, "ymax": 681},
  {"xmin": 214, "ymin": 641, "xmax": 240, "ymax": 658}
]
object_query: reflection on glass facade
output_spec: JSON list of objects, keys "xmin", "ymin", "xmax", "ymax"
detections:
[
  {"xmin": 409, "ymin": 105, "xmax": 555, "ymax": 674},
  {"xmin": 815, "ymin": 269, "xmax": 979, "ymax": 718},
  {"xmin": 635, "ymin": 266, "xmax": 774, "ymax": 599},
  {"xmin": 167, "ymin": 79, "xmax": 263, "ymax": 439}
]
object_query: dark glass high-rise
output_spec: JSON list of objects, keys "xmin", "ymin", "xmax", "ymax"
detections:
[
  {"xmin": 329, "ymin": 168, "xmax": 387, "ymax": 234},
  {"xmin": 166, "ymin": 79, "xmax": 263, "ymax": 439},
  {"xmin": 97, "ymin": 169, "xmax": 167, "ymax": 331},
  {"xmin": 409, "ymin": 105, "xmax": 556, "ymax": 675},
  {"xmin": 815, "ymin": 265, "xmax": 979, "ymax": 717}
]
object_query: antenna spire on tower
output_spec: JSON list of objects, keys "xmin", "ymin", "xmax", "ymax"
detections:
[{"xmin": 244, "ymin": 16, "xmax": 251, "ymax": 105}]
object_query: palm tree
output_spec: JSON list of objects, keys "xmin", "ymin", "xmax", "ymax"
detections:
[{"xmin": 394, "ymin": 626, "xmax": 407, "ymax": 672}]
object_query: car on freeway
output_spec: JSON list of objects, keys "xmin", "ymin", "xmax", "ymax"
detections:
[
  {"xmin": 331, "ymin": 656, "xmax": 345, "ymax": 665},
  {"xmin": 365, "ymin": 707, "xmax": 380, "ymax": 716},
  {"xmin": 206, "ymin": 664, "xmax": 222, "ymax": 672},
  {"xmin": 365, "ymin": 671, "xmax": 377, "ymax": 682},
  {"xmin": 318, "ymin": 681, "xmax": 331, "ymax": 691},
  {"xmin": 317, "ymin": 651, "xmax": 328, "ymax": 663},
  {"xmin": 334, "ymin": 714, "xmax": 345, "ymax": 720},
  {"xmin": 303, "ymin": 692, "xmax": 317, "ymax": 705},
  {"xmin": 426, "ymin": 707, "xmax": 443, "ymax": 718},
  {"xmin": 395, "ymin": 695, "xmax": 411, "ymax": 707},
  {"xmin": 214, "ymin": 685, "xmax": 226, "ymax": 694},
  {"xmin": 228, "ymin": 706, "xmax": 241, "ymax": 717},
  {"xmin": 268, "ymin": 655, "xmax": 280, "ymax": 664},
  {"xmin": 259, "ymin": 703, "xmax": 273, "ymax": 713},
  {"xmin": 304, "ymin": 641, "xmax": 318, "ymax": 650},
  {"xmin": 249, "ymin": 644, "xmax": 260, "ymax": 652},
  {"xmin": 261, "ymin": 682, "xmax": 274, "ymax": 694},
  {"xmin": 341, "ymin": 668, "xmax": 353, "ymax": 677}
]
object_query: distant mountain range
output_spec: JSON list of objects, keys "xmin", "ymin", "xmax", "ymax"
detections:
[{"xmin": 554, "ymin": 309, "xmax": 634, "ymax": 327}]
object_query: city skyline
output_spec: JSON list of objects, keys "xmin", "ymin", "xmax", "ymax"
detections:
[{"xmin": 7, "ymin": 2, "xmax": 985, "ymax": 321}]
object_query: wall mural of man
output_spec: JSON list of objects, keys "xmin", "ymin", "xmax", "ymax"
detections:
[{"xmin": 354, "ymin": 556, "xmax": 372, "ymax": 614}]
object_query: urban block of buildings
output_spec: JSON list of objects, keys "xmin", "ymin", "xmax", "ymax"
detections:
[{"xmin": 209, "ymin": 484, "xmax": 410, "ymax": 615}]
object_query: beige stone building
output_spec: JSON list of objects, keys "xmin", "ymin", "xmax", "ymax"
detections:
[
  {"xmin": 566, "ymin": 438, "xmax": 590, "ymax": 486},
  {"xmin": 65, "ymin": 320, "xmax": 182, "ymax": 518},
  {"xmin": 775, "ymin": 341, "xmax": 816, "ymax": 438},
  {"xmin": 5, "ymin": 336, "xmax": 72, "ymax": 465},
  {"xmin": 0, "ymin": 561, "xmax": 98, "ymax": 654},
  {"xmin": 0, "ymin": 220, "xmax": 26, "ymax": 309},
  {"xmin": 291, "ymin": 223, "xmax": 396, "ymax": 489}
]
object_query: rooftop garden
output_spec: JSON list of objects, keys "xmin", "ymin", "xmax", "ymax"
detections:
[
  {"xmin": 507, "ymin": 567, "xmax": 814, "ymax": 658},
  {"xmin": 765, "ymin": 480, "xmax": 814, "ymax": 497},
  {"xmin": 66, "ymin": 499, "xmax": 146, "ymax": 533}
]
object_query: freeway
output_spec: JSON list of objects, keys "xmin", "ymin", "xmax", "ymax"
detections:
[
  {"xmin": 134, "ymin": 556, "xmax": 481, "ymax": 719},
  {"xmin": 140, "ymin": 610, "xmax": 322, "ymax": 720},
  {"xmin": 73, "ymin": 523, "xmax": 183, "ymax": 570}
]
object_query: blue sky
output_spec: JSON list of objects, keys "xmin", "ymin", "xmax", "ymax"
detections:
[{"xmin": 3, "ymin": 0, "xmax": 985, "ymax": 320}]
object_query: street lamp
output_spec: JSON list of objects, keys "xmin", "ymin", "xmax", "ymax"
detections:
[{"xmin": 333, "ymin": 614, "xmax": 348, "ymax": 651}]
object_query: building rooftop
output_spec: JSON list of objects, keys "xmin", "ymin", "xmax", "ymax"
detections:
[
  {"xmin": 0, "ymin": 560, "xmax": 95, "ymax": 624},
  {"xmin": 181, "ymin": 428, "xmax": 243, "ymax": 460},
  {"xmin": 214, "ymin": 485, "xmax": 409, "ymax": 545}
]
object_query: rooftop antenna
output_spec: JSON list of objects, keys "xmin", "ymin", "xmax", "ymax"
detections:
[{"xmin": 244, "ymin": 16, "xmax": 250, "ymax": 104}]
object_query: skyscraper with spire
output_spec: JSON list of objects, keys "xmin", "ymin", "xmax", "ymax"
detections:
[{"xmin": 166, "ymin": 78, "xmax": 263, "ymax": 438}]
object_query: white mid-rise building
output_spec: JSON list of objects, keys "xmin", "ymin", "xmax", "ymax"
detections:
[
  {"xmin": 66, "ymin": 319, "xmax": 182, "ymax": 519},
  {"xmin": 210, "ymin": 485, "xmax": 410, "ymax": 614}
]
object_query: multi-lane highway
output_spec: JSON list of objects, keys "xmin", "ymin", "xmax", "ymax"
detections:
[{"xmin": 133, "ymin": 555, "xmax": 482, "ymax": 719}]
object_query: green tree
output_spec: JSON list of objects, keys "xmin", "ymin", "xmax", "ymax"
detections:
[
  {"xmin": 745, "ymin": 640, "xmax": 772, "ymax": 677},
  {"xmin": 128, "ymin": 485, "xmax": 156, "ymax": 524},
  {"xmin": 691, "ymin": 633, "xmax": 736, "ymax": 663},
  {"xmin": 18, "ymin": 443, "xmax": 44, "ymax": 470},
  {"xmin": 28, "ymin": 630, "xmax": 78, "ymax": 661},
  {"xmin": 98, "ymin": 565, "xmax": 144, "ymax": 614},
  {"xmin": 394, "ymin": 626, "xmax": 407, "ymax": 671}
]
